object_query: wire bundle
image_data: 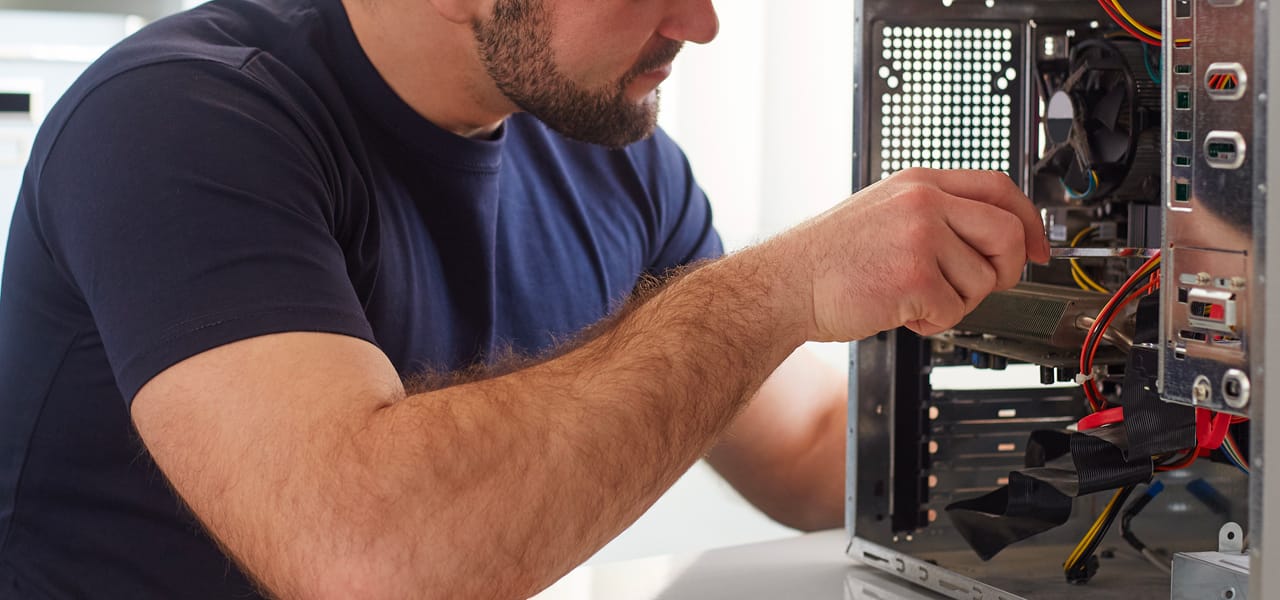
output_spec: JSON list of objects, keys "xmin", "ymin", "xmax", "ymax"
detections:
[
  {"xmin": 1222, "ymin": 432, "xmax": 1249, "ymax": 474},
  {"xmin": 1063, "ymin": 485, "xmax": 1136, "ymax": 582},
  {"xmin": 1095, "ymin": 0, "xmax": 1190, "ymax": 47},
  {"xmin": 1120, "ymin": 481, "xmax": 1170, "ymax": 575},
  {"xmin": 1063, "ymin": 170, "xmax": 1101, "ymax": 200},
  {"xmin": 1068, "ymin": 226, "xmax": 1111, "ymax": 293},
  {"xmin": 1078, "ymin": 251, "xmax": 1161, "ymax": 411}
]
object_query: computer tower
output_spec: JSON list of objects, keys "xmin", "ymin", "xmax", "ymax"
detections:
[{"xmin": 844, "ymin": 0, "xmax": 1275, "ymax": 598}]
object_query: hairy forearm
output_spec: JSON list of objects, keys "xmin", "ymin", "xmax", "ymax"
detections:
[
  {"xmin": 249, "ymin": 247, "xmax": 806, "ymax": 598},
  {"xmin": 144, "ymin": 168, "xmax": 1050, "ymax": 599}
]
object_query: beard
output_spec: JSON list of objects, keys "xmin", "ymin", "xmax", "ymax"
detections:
[{"xmin": 473, "ymin": 0, "xmax": 682, "ymax": 148}]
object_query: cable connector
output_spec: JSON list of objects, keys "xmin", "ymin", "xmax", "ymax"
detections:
[{"xmin": 1074, "ymin": 372, "xmax": 1095, "ymax": 384}]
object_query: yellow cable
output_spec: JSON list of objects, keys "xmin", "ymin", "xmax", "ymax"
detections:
[
  {"xmin": 1070, "ymin": 226, "xmax": 1094, "ymax": 248},
  {"xmin": 1072, "ymin": 268, "xmax": 1093, "ymax": 291},
  {"xmin": 1073, "ymin": 261, "xmax": 1111, "ymax": 293},
  {"xmin": 1069, "ymin": 226, "xmax": 1112, "ymax": 293},
  {"xmin": 1108, "ymin": 0, "xmax": 1191, "ymax": 44},
  {"xmin": 1109, "ymin": 0, "xmax": 1160, "ymax": 39},
  {"xmin": 1064, "ymin": 487, "xmax": 1127, "ymax": 570}
]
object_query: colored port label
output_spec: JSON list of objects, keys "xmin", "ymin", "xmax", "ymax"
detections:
[{"xmin": 1204, "ymin": 63, "xmax": 1247, "ymax": 100}]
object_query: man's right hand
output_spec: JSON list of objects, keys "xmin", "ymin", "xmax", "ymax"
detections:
[{"xmin": 761, "ymin": 168, "xmax": 1050, "ymax": 343}]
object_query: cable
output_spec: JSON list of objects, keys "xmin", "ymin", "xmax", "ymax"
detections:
[
  {"xmin": 1142, "ymin": 42, "xmax": 1161, "ymax": 85},
  {"xmin": 1098, "ymin": 0, "xmax": 1193, "ymax": 47},
  {"xmin": 1120, "ymin": 481, "xmax": 1171, "ymax": 575},
  {"xmin": 1095, "ymin": 0, "xmax": 1160, "ymax": 46},
  {"xmin": 1064, "ymin": 485, "xmax": 1136, "ymax": 583},
  {"xmin": 1222, "ymin": 432, "xmax": 1249, "ymax": 474},
  {"xmin": 1078, "ymin": 253, "xmax": 1161, "ymax": 410},
  {"xmin": 1156, "ymin": 448, "xmax": 1200, "ymax": 472},
  {"xmin": 1108, "ymin": 0, "xmax": 1160, "ymax": 40},
  {"xmin": 1063, "ymin": 170, "xmax": 1099, "ymax": 200},
  {"xmin": 1069, "ymin": 226, "xmax": 1111, "ymax": 293}
]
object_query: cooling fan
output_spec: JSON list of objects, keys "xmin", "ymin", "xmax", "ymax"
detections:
[{"xmin": 1034, "ymin": 39, "xmax": 1144, "ymax": 200}]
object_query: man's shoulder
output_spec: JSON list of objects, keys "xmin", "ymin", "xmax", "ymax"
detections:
[
  {"xmin": 75, "ymin": 0, "xmax": 316, "ymax": 94},
  {"xmin": 29, "ymin": 0, "xmax": 339, "ymax": 182}
]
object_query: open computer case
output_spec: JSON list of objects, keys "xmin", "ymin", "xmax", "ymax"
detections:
[{"xmin": 844, "ymin": 0, "xmax": 1279, "ymax": 598}]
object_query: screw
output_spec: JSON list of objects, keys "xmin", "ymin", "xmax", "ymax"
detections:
[{"xmin": 1192, "ymin": 376, "xmax": 1212, "ymax": 404}]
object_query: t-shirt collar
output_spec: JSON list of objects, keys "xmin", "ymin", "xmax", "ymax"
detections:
[{"xmin": 312, "ymin": 0, "xmax": 506, "ymax": 172}]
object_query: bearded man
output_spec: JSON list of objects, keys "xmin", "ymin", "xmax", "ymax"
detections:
[{"xmin": 0, "ymin": 0, "xmax": 1048, "ymax": 597}]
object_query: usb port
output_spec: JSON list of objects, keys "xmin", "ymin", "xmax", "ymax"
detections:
[{"xmin": 1204, "ymin": 131, "xmax": 1246, "ymax": 169}]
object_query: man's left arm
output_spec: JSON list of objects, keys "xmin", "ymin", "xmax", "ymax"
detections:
[{"xmin": 706, "ymin": 347, "xmax": 848, "ymax": 531}]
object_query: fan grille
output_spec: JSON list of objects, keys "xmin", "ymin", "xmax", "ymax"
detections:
[{"xmin": 869, "ymin": 23, "xmax": 1023, "ymax": 183}]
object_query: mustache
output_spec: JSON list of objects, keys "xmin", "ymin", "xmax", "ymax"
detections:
[{"xmin": 623, "ymin": 38, "xmax": 685, "ymax": 82}]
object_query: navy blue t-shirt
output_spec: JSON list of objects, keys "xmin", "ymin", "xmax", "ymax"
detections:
[{"xmin": 0, "ymin": 0, "xmax": 722, "ymax": 596}]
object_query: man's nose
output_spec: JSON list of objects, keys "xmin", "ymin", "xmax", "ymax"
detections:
[{"xmin": 656, "ymin": 0, "xmax": 719, "ymax": 45}]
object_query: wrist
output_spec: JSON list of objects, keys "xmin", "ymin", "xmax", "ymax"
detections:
[{"xmin": 696, "ymin": 243, "xmax": 811, "ymax": 352}]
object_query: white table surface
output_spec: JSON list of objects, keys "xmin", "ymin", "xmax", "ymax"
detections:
[{"xmin": 533, "ymin": 530, "xmax": 946, "ymax": 600}]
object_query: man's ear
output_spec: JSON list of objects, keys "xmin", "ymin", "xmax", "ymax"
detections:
[{"xmin": 427, "ymin": 0, "xmax": 493, "ymax": 25}]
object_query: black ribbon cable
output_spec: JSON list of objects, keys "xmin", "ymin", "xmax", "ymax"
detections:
[
  {"xmin": 945, "ymin": 426, "xmax": 1153, "ymax": 560},
  {"xmin": 1123, "ymin": 296, "xmax": 1197, "ymax": 458},
  {"xmin": 1121, "ymin": 346, "xmax": 1196, "ymax": 458}
]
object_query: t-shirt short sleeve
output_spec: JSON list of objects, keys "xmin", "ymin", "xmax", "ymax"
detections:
[
  {"xmin": 639, "ymin": 127, "xmax": 724, "ymax": 273},
  {"xmin": 33, "ymin": 58, "xmax": 375, "ymax": 403}
]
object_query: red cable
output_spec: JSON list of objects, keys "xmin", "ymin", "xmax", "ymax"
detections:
[
  {"xmin": 1157, "ymin": 449, "xmax": 1201, "ymax": 471},
  {"xmin": 1196, "ymin": 408, "xmax": 1232, "ymax": 450},
  {"xmin": 1077, "ymin": 406, "xmax": 1125, "ymax": 431},
  {"xmin": 1079, "ymin": 259, "xmax": 1160, "ymax": 410},
  {"xmin": 1095, "ymin": 0, "xmax": 1162, "ymax": 46}
]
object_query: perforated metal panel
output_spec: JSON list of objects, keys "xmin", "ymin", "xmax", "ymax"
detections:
[{"xmin": 869, "ymin": 22, "xmax": 1024, "ymax": 182}]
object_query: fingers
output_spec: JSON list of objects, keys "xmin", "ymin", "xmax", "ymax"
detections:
[
  {"xmin": 940, "ymin": 195, "xmax": 1027, "ymax": 291},
  {"xmin": 935, "ymin": 232, "xmax": 999, "ymax": 313},
  {"xmin": 905, "ymin": 266, "xmax": 967, "ymax": 337},
  {"xmin": 908, "ymin": 220, "xmax": 998, "ymax": 335},
  {"xmin": 897, "ymin": 168, "xmax": 1050, "ymax": 264}
]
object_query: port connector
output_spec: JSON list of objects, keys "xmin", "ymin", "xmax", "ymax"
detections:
[
  {"xmin": 1203, "ymin": 131, "xmax": 1247, "ymax": 169},
  {"xmin": 1204, "ymin": 62, "xmax": 1247, "ymax": 100},
  {"xmin": 1222, "ymin": 369, "xmax": 1250, "ymax": 409},
  {"xmin": 1174, "ymin": 178, "xmax": 1190, "ymax": 202},
  {"xmin": 1187, "ymin": 287, "xmax": 1238, "ymax": 333}
]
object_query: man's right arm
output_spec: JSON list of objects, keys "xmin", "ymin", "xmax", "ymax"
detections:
[{"xmin": 131, "ymin": 168, "xmax": 1049, "ymax": 599}]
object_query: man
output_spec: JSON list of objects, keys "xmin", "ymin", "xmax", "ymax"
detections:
[{"xmin": 0, "ymin": 0, "xmax": 1048, "ymax": 597}]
